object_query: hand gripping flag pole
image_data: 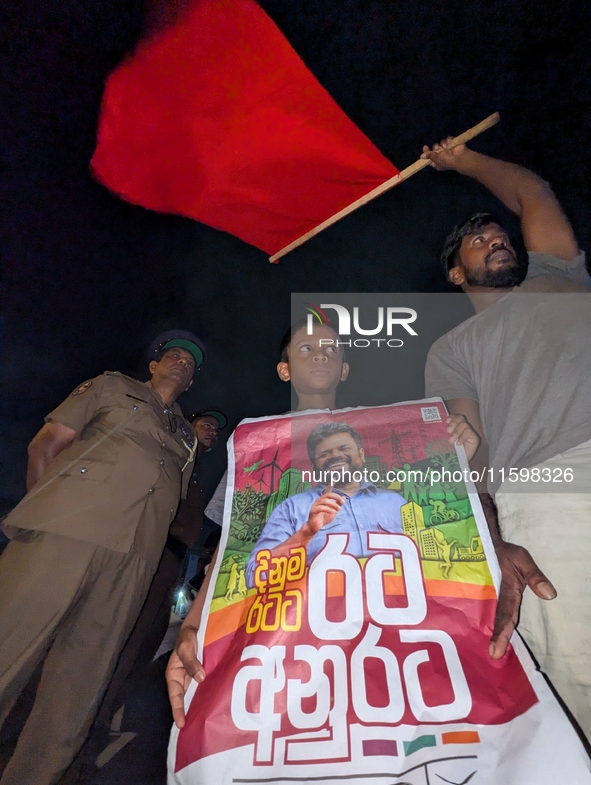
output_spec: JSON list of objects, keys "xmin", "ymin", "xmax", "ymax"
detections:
[{"xmin": 268, "ymin": 112, "xmax": 500, "ymax": 263}]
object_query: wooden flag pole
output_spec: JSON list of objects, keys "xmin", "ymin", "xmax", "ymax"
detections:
[{"xmin": 269, "ymin": 111, "xmax": 500, "ymax": 263}]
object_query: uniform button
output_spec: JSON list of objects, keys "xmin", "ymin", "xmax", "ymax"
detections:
[
  {"xmin": 161, "ymin": 442, "xmax": 166, "ymax": 448},
  {"xmin": 149, "ymin": 487, "xmax": 155, "ymax": 494},
  {"xmin": 80, "ymin": 467, "xmax": 87, "ymax": 473},
  {"xmin": 133, "ymin": 405, "xmax": 138, "ymax": 411},
  {"xmin": 159, "ymin": 460, "xmax": 165, "ymax": 466}
]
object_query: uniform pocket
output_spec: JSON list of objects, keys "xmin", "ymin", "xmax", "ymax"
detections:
[{"xmin": 57, "ymin": 457, "xmax": 116, "ymax": 483}]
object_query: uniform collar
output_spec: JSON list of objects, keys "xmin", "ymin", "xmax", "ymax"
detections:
[{"xmin": 143, "ymin": 380, "xmax": 183, "ymax": 414}]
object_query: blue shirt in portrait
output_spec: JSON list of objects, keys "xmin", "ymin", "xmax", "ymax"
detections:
[{"xmin": 245, "ymin": 481, "xmax": 406, "ymax": 587}]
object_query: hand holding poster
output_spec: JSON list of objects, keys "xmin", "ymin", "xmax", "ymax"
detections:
[{"xmin": 168, "ymin": 401, "xmax": 591, "ymax": 784}]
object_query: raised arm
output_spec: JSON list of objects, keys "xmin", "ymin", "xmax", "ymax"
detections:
[
  {"xmin": 26, "ymin": 422, "xmax": 77, "ymax": 491},
  {"xmin": 421, "ymin": 140, "xmax": 579, "ymax": 260}
]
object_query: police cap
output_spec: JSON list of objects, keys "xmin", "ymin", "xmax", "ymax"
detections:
[
  {"xmin": 189, "ymin": 409, "xmax": 228, "ymax": 429},
  {"xmin": 149, "ymin": 330, "xmax": 206, "ymax": 370}
]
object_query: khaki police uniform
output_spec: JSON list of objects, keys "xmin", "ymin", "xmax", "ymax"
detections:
[
  {"xmin": 0, "ymin": 372, "xmax": 195, "ymax": 785},
  {"xmin": 90, "ymin": 463, "xmax": 209, "ymax": 739}
]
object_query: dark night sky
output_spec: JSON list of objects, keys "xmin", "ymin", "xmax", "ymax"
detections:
[{"xmin": 1, "ymin": 0, "xmax": 590, "ymax": 504}]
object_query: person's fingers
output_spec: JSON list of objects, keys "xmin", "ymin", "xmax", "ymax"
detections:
[
  {"xmin": 489, "ymin": 545, "xmax": 557, "ymax": 659},
  {"xmin": 449, "ymin": 422, "xmax": 471, "ymax": 444},
  {"xmin": 167, "ymin": 673, "xmax": 188, "ymax": 728},
  {"xmin": 175, "ymin": 627, "xmax": 206, "ymax": 681},
  {"xmin": 449, "ymin": 429, "xmax": 465, "ymax": 444},
  {"xmin": 420, "ymin": 152, "xmax": 437, "ymax": 165},
  {"xmin": 447, "ymin": 418, "xmax": 467, "ymax": 439},
  {"xmin": 446, "ymin": 415, "xmax": 479, "ymax": 447},
  {"xmin": 316, "ymin": 497, "xmax": 341, "ymax": 508},
  {"xmin": 318, "ymin": 491, "xmax": 344, "ymax": 506},
  {"xmin": 312, "ymin": 501, "xmax": 342, "ymax": 517},
  {"xmin": 526, "ymin": 567, "xmax": 557, "ymax": 600},
  {"xmin": 446, "ymin": 414, "xmax": 466, "ymax": 425},
  {"xmin": 420, "ymin": 148, "xmax": 439, "ymax": 166},
  {"xmin": 513, "ymin": 546, "xmax": 557, "ymax": 601},
  {"xmin": 447, "ymin": 415, "xmax": 465, "ymax": 432},
  {"xmin": 489, "ymin": 575, "xmax": 521, "ymax": 659},
  {"xmin": 177, "ymin": 645, "xmax": 205, "ymax": 681},
  {"xmin": 166, "ymin": 651, "xmax": 194, "ymax": 728},
  {"xmin": 314, "ymin": 499, "xmax": 341, "ymax": 512},
  {"xmin": 166, "ymin": 633, "xmax": 207, "ymax": 726}
]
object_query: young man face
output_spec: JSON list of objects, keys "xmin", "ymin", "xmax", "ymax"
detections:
[
  {"xmin": 193, "ymin": 415, "xmax": 221, "ymax": 451},
  {"xmin": 277, "ymin": 324, "xmax": 349, "ymax": 395},
  {"xmin": 450, "ymin": 222, "xmax": 524, "ymax": 288}
]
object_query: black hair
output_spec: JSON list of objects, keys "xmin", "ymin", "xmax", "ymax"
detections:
[
  {"xmin": 279, "ymin": 318, "xmax": 307, "ymax": 362},
  {"xmin": 441, "ymin": 212, "xmax": 505, "ymax": 274},
  {"xmin": 279, "ymin": 318, "xmax": 345, "ymax": 362},
  {"xmin": 306, "ymin": 421, "xmax": 362, "ymax": 464}
]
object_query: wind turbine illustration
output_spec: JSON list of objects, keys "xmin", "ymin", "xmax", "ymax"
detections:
[
  {"xmin": 254, "ymin": 475, "xmax": 268, "ymax": 492},
  {"xmin": 255, "ymin": 448, "xmax": 284, "ymax": 494}
]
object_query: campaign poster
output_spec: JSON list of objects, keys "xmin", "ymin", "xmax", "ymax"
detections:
[{"xmin": 168, "ymin": 400, "xmax": 591, "ymax": 784}]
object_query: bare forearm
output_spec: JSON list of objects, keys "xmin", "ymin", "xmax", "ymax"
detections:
[
  {"xmin": 423, "ymin": 138, "xmax": 578, "ymax": 258},
  {"xmin": 465, "ymin": 439, "xmax": 489, "ymax": 494},
  {"xmin": 453, "ymin": 149, "xmax": 549, "ymax": 217},
  {"xmin": 26, "ymin": 422, "xmax": 78, "ymax": 492},
  {"xmin": 26, "ymin": 438, "xmax": 63, "ymax": 490},
  {"xmin": 478, "ymin": 492, "xmax": 502, "ymax": 545},
  {"xmin": 26, "ymin": 447, "xmax": 51, "ymax": 491}
]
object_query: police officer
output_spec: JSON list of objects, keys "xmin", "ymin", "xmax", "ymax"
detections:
[
  {"xmin": 0, "ymin": 330, "xmax": 205, "ymax": 785},
  {"xmin": 85, "ymin": 408, "xmax": 228, "ymax": 753},
  {"xmin": 170, "ymin": 408, "xmax": 228, "ymax": 556}
]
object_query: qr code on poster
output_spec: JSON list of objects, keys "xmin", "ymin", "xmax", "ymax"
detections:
[{"xmin": 421, "ymin": 406, "xmax": 442, "ymax": 422}]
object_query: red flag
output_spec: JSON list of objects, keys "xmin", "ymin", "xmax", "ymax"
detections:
[{"xmin": 91, "ymin": 0, "xmax": 398, "ymax": 257}]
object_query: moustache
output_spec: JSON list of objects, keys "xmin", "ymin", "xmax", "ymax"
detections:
[{"xmin": 485, "ymin": 244, "xmax": 516, "ymax": 266}]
